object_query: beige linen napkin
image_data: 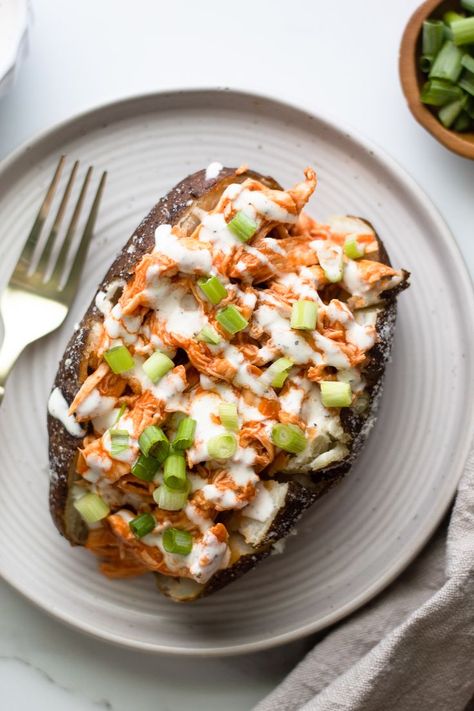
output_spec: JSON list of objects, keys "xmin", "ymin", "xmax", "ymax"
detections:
[{"xmin": 256, "ymin": 445, "xmax": 474, "ymax": 711}]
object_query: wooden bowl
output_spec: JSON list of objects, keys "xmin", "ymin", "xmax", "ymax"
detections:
[{"xmin": 399, "ymin": 0, "xmax": 474, "ymax": 159}]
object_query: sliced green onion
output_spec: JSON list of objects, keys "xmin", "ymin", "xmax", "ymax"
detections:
[
  {"xmin": 419, "ymin": 55, "xmax": 434, "ymax": 73},
  {"xmin": 344, "ymin": 235, "xmax": 365, "ymax": 260},
  {"xmin": 451, "ymin": 17, "xmax": 474, "ymax": 45},
  {"xmin": 267, "ymin": 357, "xmax": 293, "ymax": 388},
  {"xmin": 139, "ymin": 425, "xmax": 169, "ymax": 461},
  {"xmin": 163, "ymin": 453, "xmax": 187, "ymax": 490},
  {"xmin": 173, "ymin": 417, "xmax": 197, "ymax": 450},
  {"xmin": 114, "ymin": 403, "xmax": 126, "ymax": 425},
  {"xmin": 129, "ymin": 512, "xmax": 155, "ymax": 538},
  {"xmin": 459, "ymin": 68, "xmax": 474, "ymax": 95},
  {"xmin": 320, "ymin": 380, "xmax": 352, "ymax": 408},
  {"xmin": 420, "ymin": 79, "xmax": 463, "ymax": 105},
  {"xmin": 219, "ymin": 402, "xmax": 239, "ymax": 431},
  {"xmin": 271, "ymin": 423, "xmax": 307, "ymax": 454},
  {"xmin": 466, "ymin": 95, "xmax": 474, "ymax": 117},
  {"xmin": 461, "ymin": 0, "xmax": 474, "ymax": 12},
  {"xmin": 216, "ymin": 305, "xmax": 248, "ymax": 334},
  {"xmin": 153, "ymin": 484, "xmax": 188, "ymax": 511},
  {"xmin": 131, "ymin": 454, "xmax": 160, "ymax": 481},
  {"xmin": 143, "ymin": 351, "xmax": 174, "ymax": 383},
  {"xmin": 104, "ymin": 345, "xmax": 134, "ymax": 374},
  {"xmin": 443, "ymin": 10, "xmax": 466, "ymax": 26},
  {"xmin": 74, "ymin": 492, "xmax": 110, "ymax": 523},
  {"xmin": 197, "ymin": 325, "xmax": 221, "ymax": 345},
  {"xmin": 462, "ymin": 53, "xmax": 474, "ymax": 73},
  {"xmin": 198, "ymin": 275, "xmax": 228, "ymax": 305},
  {"xmin": 109, "ymin": 429, "xmax": 129, "ymax": 457},
  {"xmin": 429, "ymin": 41, "xmax": 464, "ymax": 82},
  {"xmin": 227, "ymin": 211, "xmax": 258, "ymax": 242},
  {"xmin": 290, "ymin": 300, "xmax": 318, "ymax": 330},
  {"xmin": 422, "ymin": 19, "xmax": 445, "ymax": 56},
  {"xmin": 207, "ymin": 433, "xmax": 237, "ymax": 459},
  {"xmin": 162, "ymin": 527, "xmax": 193, "ymax": 556},
  {"xmin": 438, "ymin": 96, "xmax": 467, "ymax": 127},
  {"xmin": 453, "ymin": 110, "xmax": 472, "ymax": 130}
]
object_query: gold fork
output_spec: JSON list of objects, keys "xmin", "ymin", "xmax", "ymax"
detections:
[{"xmin": 0, "ymin": 155, "xmax": 106, "ymax": 404}]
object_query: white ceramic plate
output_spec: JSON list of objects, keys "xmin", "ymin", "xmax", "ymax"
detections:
[
  {"xmin": 0, "ymin": 90, "xmax": 473, "ymax": 656},
  {"xmin": 0, "ymin": 0, "xmax": 29, "ymax": 100}
]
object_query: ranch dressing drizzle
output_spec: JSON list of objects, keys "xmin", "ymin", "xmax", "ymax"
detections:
[{"xmin": 48, "ymin": 388, "xmax": 85, "ymax": 437}]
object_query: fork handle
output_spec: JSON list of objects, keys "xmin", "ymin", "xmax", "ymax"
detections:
[{"xmin": 0, "ymin": 332, "xmax": 26, "ymax": 406}]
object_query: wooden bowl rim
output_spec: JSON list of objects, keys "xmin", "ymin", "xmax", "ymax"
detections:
[{"xmin": 399, "ymin": 0, "xmax": 474, "ymax": 160}]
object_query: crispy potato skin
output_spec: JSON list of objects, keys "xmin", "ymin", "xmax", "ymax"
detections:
[{"xmin": 48, "ymin": 168, "xmax": 408, "ymax": 599}]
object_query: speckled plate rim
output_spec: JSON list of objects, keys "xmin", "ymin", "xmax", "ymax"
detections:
[{"xmin": 1, "ymin": 87, "xmax": 473, "ymax": 657}]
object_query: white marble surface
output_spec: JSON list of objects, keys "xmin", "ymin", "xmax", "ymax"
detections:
[{"xmin": 0, "ymin": 1, "xmax": 472, "ymax": 709}]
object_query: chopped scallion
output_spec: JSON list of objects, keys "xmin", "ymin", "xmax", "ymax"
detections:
[
  {"xmin": 419, "ymin": 55, "xmax": 434, "ymax": 73},
  {"xmin": 267, "ymin": 357, "xmax": 293, "ymax": 388},
  {"xmin": 216, "ymin": 305, "xmax": 248, "ymax": 334},
  {"xmin": 198, "ymin": 275, "xmax": 228, "ymax": 305},
  {"xmin": 344, "ymin": 235, "xmax": 365, "ymax": 260},
  {"xmin": 172, "ymin": 417, "xmax": 197, "ymax": 450},
  {"xmin": 163, "ymin": 453, "xmax": 187, "ymax": 490},
  {"xmin": 459, "ymin": 68, "xmax": 474, "ymax": 95},
  {"xmin": 429, "ymin": 40, "xmax": 464, "ymax": 82},
  {"xmin": 197, "ymin": 325, "xmax": 221, "ymax": 345},
  {"xmin": 443, "ymin": 10, "xmax": 466, "ymax": 26},
  {"xmin": 422, "ymin": 19, "xmax": 445, "ymax": 57},
  {"xmin": 219, "ymin": 402, "xmax": 239, "ymax": 431},
  {"xmin": 438, "ymin": 95, "xmax": 467, "ymax": 127},
  {"xmin": 290, "ymin": 300, "xmax": 318, "ymax": 330},
  {"xmin": 131, "ymin": 454, "xmax": 160, "ymax": 481},
  {"xmin": 74, "ymin": 492, "xmax": 110, "ymax": 523},
  {"xmin": 207, "ymin": 433, "xmax": 237, "ymax": 459},
  {"xmin": 153, "ymin": 484, "xmax": 188, "ymax": 511},
  {"xmin": 138, "ymin": 425, "xmax": 169, "ymax": 461},
  {"xmin": 162, "ymin": 527, "xmax": 193, "ymax": 556},
  {"xmin": 143, "ymin": 351, "xmax": 174, "ymax": 383},
  {"xmin": 454, "ymin": 110, "xmax": 471, "ymax": 130},
  {"xmin": 461, "ymin": 53, "xmax": 474, "ymax": 73},
  {"xmin": 461, "ymin": 0, "xmax": 474, "ymax": 12},
  {"xmin": 227, "ymin": 211, "xmax": 258, "ymax": 242},
  {"xmin": 129, "ymin": 512, "xmax": 155, "ymax": 538},
  {"xmin": 320, "ymin": 380, "xmax": 352, "ymax": 408},
  {"xmin": 109, "ymin": 429, "xmax": 129, "ymax": 457},
  {"xmin": 271, "ymin": 423, "xmax": 307, "ymax": 454},
  {"xmin": 420, "ymin": 78, "xmax": 463, "ymax": 105},
  {"xmin": 451, "ymin": 17, "xmax": 474, "ymax": 45},
  {"xmin": 104, "ymin": 345, "xmax": 134, "ymax": 374}
]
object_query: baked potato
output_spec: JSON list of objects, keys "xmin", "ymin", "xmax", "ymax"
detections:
[{"xmin": 48, "ymin": 164, "xmax": 409, "ymax": 601}]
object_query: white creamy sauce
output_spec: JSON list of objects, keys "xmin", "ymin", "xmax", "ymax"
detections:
[
  {"xmin": 241, "ymin": 482, "xmax": 276, "ymax": 522},
  {"xmin": 263, "ymin": 237, "xmax": 285, "ymax": 255},
  {"xmin": 234, "ymin": 188, "xmax": 297, "ymax": 224},
  {"xmin": 102, "ymin": 425, "xmax": 138, "ymax": 464},
  {"xmin": 205, "ymin": 161, "xmax": 223, "ymax": 180},
  {"xmin": 75, "ymin": 389, "xmax": 116, "ymax": 420},
  {"xmin": 254, "ymin": 304, "xmax": 319, "ymax": 364},
  {"xmin": 279, "ymin": 272, "xmax": 323, "ymax": 303},
  {"xmin": 342, "ymin": 259, "xmax": 368, "ymax": 296},
  {"xmin": 185, "ymin": 502, "xmax": 213, "ymax": 532},
  {"xmin": 92, "ymin": 408, "xmax": 120, "ymax": 434},
  {"xmin": 201, "ymin": 447, "xmax": 258, "ymax": 510},
  {"xmin": 187, "ymin": 391, "xmax": 227, "ymax": 464},
  {"xmin": 279, "ymin": 383, "xmax": 305, "ymax": 416},
  {"xmin": 324, "ymin": 300, "xmax": 375, "ymax": 351},
  {"xmin": 301, "ymin": 380, "xmax": 344, "ymax": 440},
  {"xmin": 198, "ymin": 212, "xmax": 238, "ymax": 255},
  {"xmin": 95, "ymin": 280, "xmax": 126, "ymax": 315},
  {"xmin": 223, "ymin": 343, "xmax": 272, "ymax": 397},
  {"xmin": 312, "ymin": 240, "xmax": 343, "ymax": 282},
  {"xmin": 48, "ymin": 388, "xmax": 85, "ymax": 437},
  {"xmin": 145, "ymin": 278, "xmax": 206, "ymax": 339},
  {"xmin": 187, "ymin": 529, "xmax": 230, "ymax": 583},
  {"xmin": 85, "ymin": 450, "xmax": 112, "ymax": 474},
  {"xmin": 154, "ymin": 224, "xmax": 212, "ymax": 274},
  {"xmin": 313, "ymin": 332, "xmax": 350, "ymax": 368}
]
